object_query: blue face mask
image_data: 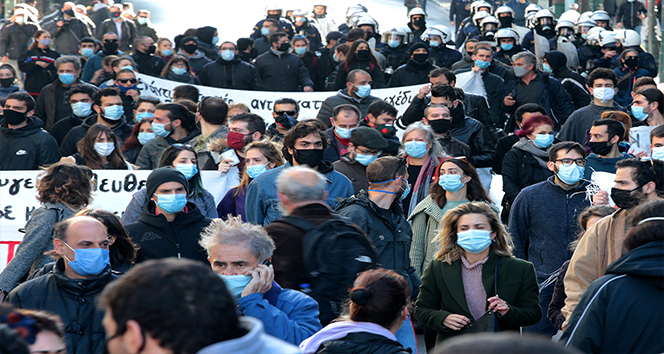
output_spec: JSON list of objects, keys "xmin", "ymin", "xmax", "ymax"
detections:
[
  {"xmin": 102, "ymin": 105, "xmax": 124, "ymax": 121},
  {"xmin": 71, "ymin": 102, "xmax": 92, "ymax": 117},
  {"xmin": 500, "ymin": 43, "xmax": 513, "ymax": 51},
  {"xmin": 63, "ymin": 242, "xmax": 110, "ymax": 277},
  {"xmin": 400, "ymin": 177, "xmax": 411, "ymax": 201},
  {"xmin": 261, "ymin": 27, "xmax": 271, "ymax": 36},
  {"xmin": 175, "ymin": 163, "xmax": 198, "ymax": 180},
  {"xmin": 438, "ymin": 174, "xmax": 466, "ymax": 193},
  {"xmin": 155, "ymin": 193, "xmax": 187, "ymax": 214},
  {"xmin": 541, "ymin": 63, "xmax": 553, "ymax": 74},
  {"xmin": 388, "ymin": 39, "xmax": 400, "ymax": 48},
  {"xmin": 247, "ymin": 163, "xmax": 269, "ymax": 179},
  {"xmin": 294, "ymin": 47, "xmax": 307, "ymax": 56},
  {"xmin": 161, "ymin": 48, "xmax": 174, "ymax": 56},
  {"xmin": 332, "ymin": 54, "xmax": 340, "ymax": 62},
  {"xmin": 137, "ymin": 132, "xmax": 156, "ymax": 145},
  {"xmin": 556, "ymin": 163, "xmax": 584, "ymax": 185},
  {"xmin": 59, "ymin": 73, "xmax": 76, "ymax": 85},
  {"xmin": 475, "ymin": 59, "xmax": 491, "ymax": 69},
  {"xmin": 121, "ymin": 65, "xmax": 134, "ymax": 71},
  {"xmin": 136, "ymin": 17, "xmax": 147, "ymax": 25},
  {"xmin": 212, "ymin": 36, "xmax": 220, "ymax": 45},
  {"xmin": 355, "ymin": 152, "xmax": 378, "ymax": 166},
  {"xmin": 218, "ymin": 273, "xmax": 252, "ymax": 298},
  {"xmin": 335, "ymin": 126, "xmax": 355, "ymax": 139},
  {"xmin": 81, "ymin": 47, "xmax": 95, "ymax": 58},
  {"xmin": 652, "ymin": 146, "xmax": 664, "ymax": 161},
  {"xmin": 456, "ymin": 229, "xmax": 492, "ymax": 254},
  {"xmin": 631, "ymin": 105, "xmax": 649, "ymax": 121},
  {"xmin": 221, "ymin": 49, "xmax": 235, "ymax": 61},
  {"xmin": 354, "ymin": 84, "xmax": 371, "ymax": 98},
  {"xmin": 405, "ymin": 141, "xmax": 428, "ymax": 159},
  {"xmin": 151, "ymin": 121, "xmax": 171, "ymax": 137},
  {"xmin": 371, "ymin": 177, "xmax": 410, "ymax": 200},
  {"xmin": 429, "ymin": 40, "xmax": 440, "ymax": 47},
  {"xmin": 533, "ymin": 134, "xmax": 554, "ymax": 148},
  {"xmin": 171, "ymin": 67, "xmax": 187, "ymax": 75},
  {"xmin": 136, "ymin": 112, "xmax": 154, "ymax": 121}
]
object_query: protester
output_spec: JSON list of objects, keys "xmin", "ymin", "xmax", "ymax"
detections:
[
  {"xmin": 422, "ymin": 104, "xmax": 471, "ymax": 159},
  {"xmin": 18, "ymin": 30, "xmax": 60, "ymax": 100},
  {"xmin": 177, "ymin": 36, "xmax": 212, "ymax": 76},
  {"xmin": 317, "ymin": 69, "xmax": 381, "ymax": 127},
  {"xmin": 613, "ymin": 49, "xmax": 649, "ymax": 107},
  {"xmin": 254, "ymin": 32, "xmax": 314, "ymax": 92},
  {"xmin": 42, "ymin": 3, "xmax": 92, "ymax": 55},
  {"xmin": 155, "ymin": 37, "xmax": 174, "ymax": 62},
  {"xmin": 61, "ymin": 123, "xmax": 131, "ymax": 169},
  {"xmin": 95, "ymin": 4, "xmax": 137, "ymax": 52},
  {"xmin": 160, "ymin": 54, "xmax": 200, "ymax": 84},
  {"xmin": 291, "ymin": 36, "xmax": 325, "ymax": 91},
  {"xmin": 131, "ymin": 36, "xmax": 165, "ymax": 77},
  {"xmin": 207, "ymin": 112, "xmax": 265, "ymax": 174},
  {"xmin": 0, "ymin": 63, "xmax": 22, "ymax": 99},
  {"xmin": 584, "ymin": 119, "xmax": 631, "ymax": 179},
  {"xmin": 322, "ymin": 104, "xmax": 362, "ymax": 163},
  {"xmin": 388, "ymin": 42, "xmax": 437, "ymax": 87},
  {"xmin": 9, "ymin": 310, "xmax": 67, "ymax": 354},
  {"xmin": 50, "ymin": 84, "xmax": 97, "ymax": 146},
  {"xmin": 78, "ymin": 37, "xmax": 98, "ymax": 69},
  {"xmin": 198, "ymin": 41, "xmax": 260, "ymax": 90},
  {"xmin": 121, "ymin": 116, "xmax": 153, "ymax": 164},
  {"xmin": 0, "ymin": 9, "xmax": 39, "ymax": 78},
  {"xmin": 195, "ymin": 26, "xmax": 220, "ymax": 61},
  {"xmin": 333, "ymin": 126, "xmax": 388, "ymax": 195},
  {"xmin": 631, "ymin": 88, "xmax": 664, "ymax": 129},
  {"xmin": 135, "ymin": 10, "xmax": 158, "ymax": 41},
  {"xmin": 332, "ymin": 39, "xmax": 386, "ymax": 90},
  {"xmin": 542, "ymin": 51, "xmax": 591, "ymax": 110},
  {"xmin": 493, "ymin": 103, "xmax": 546, "ymax": 175},
  {"xmin": 266, "ymin": 98, "xmax": 299, "ymax": 142}
]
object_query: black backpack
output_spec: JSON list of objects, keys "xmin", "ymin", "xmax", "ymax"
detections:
[{"xmin": 275, "ymin": 214, "xmax": 378, "ymax": 326}]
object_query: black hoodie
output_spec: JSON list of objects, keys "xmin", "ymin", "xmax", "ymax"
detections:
[
  {"xmin": 59, "ymin": 114, "xmax": 133, "ymax": 157},
  {"xmin": 0, "ymin": 117, "xmax": 61, "ymax": 170},
  {"xmin": 544, "ymin": 51, "xmax": 591, "ymax": 110}
]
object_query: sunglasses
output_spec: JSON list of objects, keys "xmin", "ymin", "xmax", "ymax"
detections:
[
  {"xmin": 172, "ymin": 143, "xmax": 192, "ymax": 149},
  {"xmin": 117, "ymin": 78, "xmax": 137, "ymax": 84},
  {"xmin": 275, "ymin": 110, "xmax": 297, "ymax": 116},
  {"xmin": 104, "ymin": 39, "xmax": 118, "ymax": 43}
]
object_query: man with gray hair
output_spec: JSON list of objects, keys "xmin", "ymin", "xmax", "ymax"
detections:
[
  {"xmin": 199, "ymin": 215, "xmax": 322, "ymax": 345},
  {"xmin": 34, "ymin": 55, "xmax": 98, "ymax": 130},
  {"xmin": 502, "ymin": 51, "xmax": 574, "ymax": 130}
]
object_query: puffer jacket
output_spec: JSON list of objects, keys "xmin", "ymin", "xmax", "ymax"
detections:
[
  {"xmin": 336, "ymin": 190, "xmax": 421, "ymax": 299},
  {"xmin": 0, "ymin": 117, "xmax": 60, "ymax": 170},
  {"xmin": 388, "ymin": 59, "xmax": 437, "ymax": 87},
  {"xmin": 6, "ymin": 259, "xmax": 116, "ymax": 354},
  {"xmin": 0, "ymin": 23, "xmax": 39, "ymax": 59},
  {"xmin": 314, "ymin": 332, "xmax": 409, "ymax": 354},
  {"xmin": 198, "ymin": 56, "xmax": 260, "ymax": 90}
]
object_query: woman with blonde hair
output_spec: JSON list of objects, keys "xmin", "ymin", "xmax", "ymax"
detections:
[{"xmin": 414, "ymin": 202, "xmax": 541, "ymax": 346}]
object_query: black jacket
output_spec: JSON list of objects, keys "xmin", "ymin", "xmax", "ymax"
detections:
[
  {"xmin": 125, "ymin": 201, "xmax": 211, "ymax": 264},
  {"xmin": 0, "ymin": 117, "xmax": 60, "ymax": 170},
  {"xmin": 6, "ymin": 259, "xmax": 116, "ymax": 354},
  {"xmin": 315, "ymin": 332, "xmax": 410, "ymax": 354},
  {"xmin": 454, "ymin": 67, "xmax": 506, "ymax": 126},
  {"xmin": 399, "ymin": 93, "xmax": 491, "ymax": 130},
  {"xmin": 501, "ymin": 144, "xmax": 555, "ymax": 205},
  {"xmin": 198, "ymin": 56, "xmax": 260, "ymax": 90},
  {"xmin": 332, "ymin": 59, "xmax": 387, "ymax": 91},
  {"xmin": 0, "ymin": 23, "xmax": 38, "ymax": 59},
  {"xmin": 42, "ymin": 18, "xmax": 92, "ymax": 55},
  {"xmin": 18, "ymin": 47, "xmax": 60, "ymax": 96},
  {"xmin": 436, "ymin": 132, "xmax": 471, "ymax": 159},
  {"xmin": 545, "ymin": 51, "xmax": 590, "ymax": 111},
  {"xmin": 254, "ymin": 50, "xmax": 314, "ymax": 92},
  {"xmin": 322, "ymin": 127, "xmax": 345, "ymax": 163},
  {"xmin": 300, "ymin": 51, "xmax": 327, "ymax": 91},
  {"xmin": 50, "ymin": 112, "xmax": 95, "ymax": 146},
  {"xmin": 136, "ymin": 23, "xmax": 158, "ymax": 41},
  {"xmin": 446, "ymin": 103, "xmax": 496, "ymax": 168},
  {"xmin": 34, "ymin": 79, "xmax": 98, "ymax": 131},
  {"xmin": 616, "ymin": 0, "xmax": 647, "ymax": 29},
  {"xmin": 388, "ymin": 60, "xmax": 437, "ymax": 87},
  {"xmin": 60, "ymin": 115, "xmax": 133, "ymax": 157},
  {"xmin": 380, "ymin": 45, "xmax": 411, "ymax": 74},
  {"xmin": 131, "ymin": 51, "xmax": 166, "ymax": 77},
  {"xmin": 333, "ymin": 155, "xmax": 369, "ymax": 196},
  {"xmin": 562, "ymin": 241, "xmax": 664, "ymax": 354},
  {"xmin": 95, "ymin": 19, "xmax": 137, "ymax": 52}
]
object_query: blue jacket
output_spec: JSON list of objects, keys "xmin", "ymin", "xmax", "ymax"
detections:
[
  {"xmin": 81, "ymin": 50, "xmax": 124, "ymax": 82},
  {"xmin": 236, "ymin": 281, "xmax": 322, "ymax": 345},
  {"xmin": 613, "ymin": 66, "xmax": 650, "ymax": 107},
  {"xmin": 506, "ymin": 0, "xmax": 531, "ymax": 26},
  {"xmin": 245, "ymin": 162, "xmax": 354, "ymax": 226},
  {"xmin": 508, "ymin": 176, "xmax": 592, "ymax": 278},
  {"xmin": 584, "ymin": 152, "xmax": 632, "ymax": 180}
]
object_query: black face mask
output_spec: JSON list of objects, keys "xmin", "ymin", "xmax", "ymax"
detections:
[
  {"xmin": 0, "ymin": 78, "xmax": 14, "ymax": 88},
  {"xmin": 294, "ymin": 148, "xmax": 324, "ymax": 168},
  {"xmin": 267, "ymin": 13, "xmax": 280, "ymax": 20},
  {"xmin": 63, "ymin": 9, "xmax": 75, "ymax": 16},
  {"xmin": 611, "ymin": 186, "xmax": 644, "ymax": 209},
  {"xmin": 413, "ymin": 18, "xmax": 425, "ymax": 27},
  {"xmin": 377, "ymin": 124, "xmax": 396, "ymax": 137},
  {"xmin": 365, "ymin": 31, "xmax": 374, "ymax": 38},
  {"xmin": 182, "ymin": 43, "xmax": 198, "ymax": 54},
  {"xmin": 274, "ymin": 114, "xmax": 295, "ymax": 129},
  {"xmin": 412, "ymin": 53, "xmax": 429, "ymax": 64},
  {"xmin": 449, "ymin": 100, "xmax": 466, "ymax": 122},
  {"xmin": 278, "ymin": 43, "xmax": 290, "ymax": 52},
  {"xmin": 356, "ymin": 49, "xmax": 370, "ymax": 60},
  {"xmin": 624, "ymin": 57, "xmax": 638, "ymax": 68},
  {"xmin": 4, "ymin": 109, "xmax": 26, "ymax": 125},
  {"xmin": 588, "ymin": 140, "xmax": 614, "ymax": 156},
  {"xmin": 110, "ymin": 11, "xmax": 121, "ymax": 19},
  {"xmin": 147, "ymin": 45, "xmax": 156, "ymax": 55},
  {"xmin": 499, "ymin": 16, "xmax": 513, "ymax": 28},
  {"xmin": 103, "ymin": 41, "xmax": 118, "ymax": 53},
  {"xmin": 429, "ymin": 118, "xmax": 452, "ymax": 134}
]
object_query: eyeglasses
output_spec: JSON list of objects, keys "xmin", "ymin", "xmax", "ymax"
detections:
[
  {"xmin": 172, "ymin": 143, "xmax": 192, "ymax": 149},
  {"xmin": 554, "ymin": 158, "xmax": 586, "ymax": 166},
  {"xmin": 275, "ymin": 110, "xmax": 297, "ymax": 116},
  {"xmin": 117, "ymin": 78, "xmax": 137, "ymax": 84},
  {"xmin": 104, "ymin": 39, "xmax": 118, "ymax": 43}
]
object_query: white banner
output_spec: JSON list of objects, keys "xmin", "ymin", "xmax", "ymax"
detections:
[
  {"xmin": 0, "ymin": 170, "xmax": 235, "ymax": 271},
  {"xmin": 136, "ymin": 74, "xmax": 422, "ymax": 123}
]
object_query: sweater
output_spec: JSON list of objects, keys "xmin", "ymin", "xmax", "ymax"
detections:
[{"xmin": 558, "ymin": 103, "xmax": 625, "ymax": 145}]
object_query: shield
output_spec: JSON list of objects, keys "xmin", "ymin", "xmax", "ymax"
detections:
[
  {"xmin": 557, "ymin": 37, "xmax": 581, "ymax": 69},
  {"xmin": 533, "ymin": 30, "xmax": 550, "ymax": 69},
  {"xmin": 512, "ymin": 25, "xmax": 530, "ymax": 42}
]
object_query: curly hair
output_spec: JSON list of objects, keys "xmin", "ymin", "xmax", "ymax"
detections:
[
  {"xmin": 282, "ymin": 121, "xmax": 329, "ymax": 163},
  {"xmin": 36, "ymin": 163, "xmax": 93, "ymax": 207}
]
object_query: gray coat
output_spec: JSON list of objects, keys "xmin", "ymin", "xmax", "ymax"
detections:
[
  {"xmin": 42, "ymin": 18, "xmax": 92, "ymax": 55},
  {"xmin": 0, "ymin": 202, "xmax": 75, "ymax": 293}
]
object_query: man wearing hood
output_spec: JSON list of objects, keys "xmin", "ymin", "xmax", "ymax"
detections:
[
  {"xmin": 94, "ymin": 4, "xmax": 137, "ymax": 52},
  {"xmin": 250, "ymin": 8, "xmax": 295, "ymax": 40},
  {"xmin": 0, "ymin": 92, "xmax": 60, "ymax": 170},
  {"xmin": 81, "ymin": 32, "xmax": 124, "ymax": 82},
  {"xmin": 254, "ymin": 32, "xmax": 314, "ymax": 92},
  {"xmin": 543, "ymin": 51, "xmax": 590, "ymax": 110},
  {"xmin": 316, "ymin": 69, "xmax": 380, "ymax": 127},
  {"xmin": 178, "ymin": 36, "xmax": 212, "ymax": 76},
  {"xmin": 196, "ymin": 26, "xmax": 220, "ymax": 61},
  {"xmin": 450, "ymin": 38, "xmax": 477, "ymax": 70},
  {"xmin": 199, "ymin": 41, "xmax": 259, "ymax": 90},
  {"xmin": 388, "ymin": 43, "xmax": 438, "ymax": 87}
]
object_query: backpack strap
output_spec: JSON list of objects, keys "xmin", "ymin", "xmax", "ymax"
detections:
[{"xmin": 276, "ymin": 215, "xmax": 318, "ymax": 232}]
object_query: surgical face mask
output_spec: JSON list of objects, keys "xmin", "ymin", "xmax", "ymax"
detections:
[
  {"xmin": 81, "ymin": 47, "xmax": 95, "ymax": 58},
  {"xmin": 475, "ymin": 59, "xmax": 491, "ymax": 69},
  {"xmin": 631, "ymin": 105, "xmax": 650, "ymax": 121},
  {"xmin": 261, "ymin": 27, "xmax": 272, "ymax": 36},
  {"xmin": 94, "ymin": 142, "xmax": 115, "ymax": 157},
  {"xmin": 399, "ymin": 177, "xmax": 411, "ymax": 201},
  {"xmin": 438, "ymin": 174, "xmax": 466, "ymax": 193},
  {"xmin": 221, "ymin": 49, "xmax": 235, "ymax": 61},
  {"xmin": 388, "ymin": 39, "xmax": 400, "ymax": 48},
  {"xmin": 335, "ymin": 126, "xmax": 355, "ymax": 139},
  {"xmin": 102, "ymin": 105, "xmax": 124, "ymax": 121},
  {"xmin": 354, "ymin": 152, "xmax": 378, "ymax": 166},
  {"xmin": 137, "ymin": 132, "xmax": 156, "ymax": 145},
  {"xmin": 121, "ymin": 65, "xmax": 134, "ymax": 71},
  {"xmin": 39, "ymin": 38, "xmax": 51, "ymax": 46},
  {"xmin": 218, "ymin": 274, "xmax": 252, "ymax": 298},
  {"xmin": 294, "ymin": 47, "xmax": 307, "ymax": 56},
  {"xmin": 592, "ymin": 87, "xmax": 615, "ymax": 103},
  {"xmin": 246, "ymin": 163, "xmax": 269, "ymax": 179},
  {"xmin": 63, "ymin": 242, "xmax": 110, "ymax": 277},
  {"xmin": 533, "ymin": 134, "xmax": 554, "ymax": 148},
  {"xmin": 405, "ymin": 141, "xmax": 428, "ymax": 159},
  {"xmin": 136, "ymin": 17, "xmax": 147, "ymax": 25},
  {"xmin": 429, "ymin": 40, "xmax": 440, "ymax": 47},
  {"xmin": 151, "ymin": 121, "xmax": 171, "ymax": 137},
  {"xmin": 456, "ymin": 229, "xmax": 492, "ymax": 254},
  {"xmin": 212, "ymin": 36, "xmax": 220, "ymax": 45},
  {"xmin": 59, "ymin": 73, "xmax": 76, "ymax": 85},
  {"xmin": 161, "ymin": 48, "xmax": 173, "ymax": 56},
  {"xmin": 176, "ymin": 163, "xmax": 198, "ymax": 180},
  {"xmin": 332, "ymin": 54, "xmax": 340, "ymax": 62},
  {"xmin": 71, "ymin": 102, "xmax": 92, "ymax": 117},
  {"xmin": 171, "ymin": 67, "xmax": 187, "ymax": 75},
  {"xmin": 353, "ymin": 84, "xmax": 371, "ymax": 98},
  {"xmin": 650, "ymin": 146, "xmax": 664, "ymax": 161},
  {"xmin": 513, "ymin": 65, "xmax": 529, "ymax": 77},
  {"xmin": 155, "ymin": 193, "xmax": 187, "ymax": 214},
  {"xmin": 15, "ymin": 16, "xmax": 25, "ymax": 24},
  {"xmin": 541, "ymin": 63, "xmax": 553, "ymax": 74},
  {"xmin": 136, "ymin": 112, "xmax": 153, "ymax": 121},
  {"xmin": 556, "ymin": 163, "xmax": 584, "ymax": 185},
  {"xmin": 500, "ymin": 43, "xmax": 513, "ymax": 51}
]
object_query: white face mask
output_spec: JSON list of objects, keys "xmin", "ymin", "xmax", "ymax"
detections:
[
  {"xmin": 592, "ymin": 87, "xmax": 615, "ymax": 103},
  {"xmin": 94, "ymin": 142, "xmax": 115, "ymax": 157}
]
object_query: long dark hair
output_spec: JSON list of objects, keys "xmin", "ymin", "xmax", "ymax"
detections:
[
  {"xmin": 160, "ymin": 54, "xmax": 194, "ymax": 78},
  {"xmin": 347, "ymin": 268, "xmax": 410, "ymax": 329},
  {"xmin": 429, "ymin": 157, "xmax": 490, "ymax": 208},
  {"xmin": 345, "ymin": 40, "xmax": 379, "ymax": 68},
  {"xmin": 29, "ymin": 30, "xmax": 49, "ymax": 50},
  {"xmin": 158, "ymin": 144, "xmax": 205, "ymax": 198},
  {"xmin": 75, "ymin": 208, "xmax": 138, "ymax": 268},
  {"xmin": 77, "ymin": 123, "xmax": 127, "ymax": 169},
  {"xmin": 122, "ymin": 118, "xmax": 152, "ymax": 153}
]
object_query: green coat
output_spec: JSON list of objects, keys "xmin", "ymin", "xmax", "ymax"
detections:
[{"xmin": 414, "ymin": 251, "xmax": 541, "ymax": 344}]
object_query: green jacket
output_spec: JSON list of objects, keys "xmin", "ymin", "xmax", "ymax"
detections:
[{"xmin": 414, "ymin": 251, "xmax": 541, "ymax": 343}]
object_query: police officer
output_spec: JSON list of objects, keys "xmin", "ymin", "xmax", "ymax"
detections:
[
  {"xmin": 250, "ymin": 6, "xmax": 296, "ymax": 40},
  {"xmin": 380, "ymin": 27, "xmax": 411, "ymax": 82},
  {"xmin": 292, "ymin": 9, "xmax": 323, "ymax": 52},
  {"xmin": 493, "ymin": 27, "xmax": 524, "ymax": 65},
  {"xmin": 423, "ymin": 25, "xmax": 461, "ymax": 69}
]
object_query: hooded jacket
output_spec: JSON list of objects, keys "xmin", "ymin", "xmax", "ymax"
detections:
[
  {"xmin": 134, "ymin": 128, "xmax": 201, "ymax": 170},
  {"xmin": 196, "ymin": 317, "xmax": 300, "ymax": 354},
  {"xmin": 0, "ymin": 83, "xmax": 22, "ymax": 99},
  {"xmin": 59, "ymin": 114, "xmax": 133, "ymax": 157},
  {"xmin": 196, "ymin": 26, "xmax": 219, "ymax": 61},
  {"xmin": 120, "ymin": 187, "xmax": 217, "ymax": 225},
  {"xmin": 0, "ymin": 117, "xmax": 60, "ymax": 170},
  {"xmin": 178, "ymin": 49, "xmax": 212, "ymax": 76},
  {"xmin": 544, "ymin": 51, "xmax": 591, "ymax": 110},
  {"xmin": 199, "ymin": 56, "xmax": 260, "ymax": 90},
  {"xmin": 316, "ymin": 90, "xmax": 381, "ymax": 128},
  {"xmin": 34, "ymin": 79, "xmax": 98, "ymax": 131},
  {"xmin": 300, "ymin": 321, "xmax": 409, "ymax": 354},
  {"xmin": 450, "ymin": 45, "xmax": 474, "ymax": 71},
  {"xmin": 388, "ymin": 59, "xmax": 437, "ymax": 87},
  {"xmin": 447, "ymin": 103, "xmax": 497, "ymax": 168},
  {"xmin": 561, "ymin": 241, "xmax": 664, "ymax": 354},
  {"xmin": 254, "ymin": 49, "xmax": 314, "ymax": 92},
  {"xmin": 131, "ymin": 50, "xmax": 166, "ymax": 77},
  {"xmin": 583, "ymin": 152, "xmax": 632, "ymax": 180}
]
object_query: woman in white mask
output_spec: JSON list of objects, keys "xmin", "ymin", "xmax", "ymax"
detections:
[{"xmin": 61, "ymin": 123, "xmax": 131, "ymax": 170}]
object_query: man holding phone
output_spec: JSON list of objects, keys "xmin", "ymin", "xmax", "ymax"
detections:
[{"xmin": 199, "ymin": 215, "xmax": 322, "ymax": 345}]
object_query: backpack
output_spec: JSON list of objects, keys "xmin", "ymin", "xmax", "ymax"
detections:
[{"xmin": 275, "ymin": 214, "xmax": 378, "ymax": 326}]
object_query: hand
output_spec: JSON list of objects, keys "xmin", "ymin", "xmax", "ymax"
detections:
[
  {"xmin": 304, "ymin": 86, "xmax": 314, "ymax": 92},
  {"xmin": 633, "ymin": 150, "xmax": 648, "ymax": 158},
  {"xmin": 417, "ymin": 84, "xmax": 432, "ymax": 99},
  {"xmin": 593, "ymin": 190, "xmax": 609, "ymax": 205},
  {"xmin": 35, "ymin": 61, "xmax": 49, "ymax": 68},
  {"xmin": 450, "ymin": 21, "xmax": 455, "ymax": 27},
  {"xmin": 488, "ymin": 295, "xmax": 510, "ymax": 316},
  {"xmin": 240, "ymin": 264, "xmax": 274, "ymax": 297},
  {"xmin": 1, "ymin": 56, "xmax": 8, "ymax": 63},
  {"xmin": 56, "ymin": 20, "xmax": 64, "ymax": 27},
  {"xmin": 638, "ymin": 14, "xmax": 645, "ymax": 20},
  {"xmin": 604, "ymin": 50, "xmax": 617, "ymax": 59},
  {"xmin": 125, "ymin": 89, "xmax": 139, "ymax": 100},
  {"xmin": 616, "ymin": 22, "xmax": 622, "ymax": 28},
  {"xmin": 471, "ymin": 65, "xmax": 482, "ymax": 73},
  {"xmin": 217, "ymin": 158, "xmax": 235, "ymax": 174},
  {"xmin": 504, "ymin": 95, "xmax": 516, "ymax": 107},
  {"xmin": 443, "ymin": 314, "xmax": 471, "ymax": 331}
]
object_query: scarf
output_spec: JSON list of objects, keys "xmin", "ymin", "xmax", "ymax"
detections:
[
  {"xmin": 407, "ymin": 154, "xmax": 439, "ymax": 215},
  {"xmin": 512, "ymin": 137, "xmax": 550, "ymax": 169},
  {"xmin": 299, "ymin": 321, "xmax": 397, "ymax": 354}
]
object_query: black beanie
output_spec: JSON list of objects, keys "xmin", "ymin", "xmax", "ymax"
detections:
[
  {"xmin": 410, "ymin": 42, "xmax": 429, "ymax": 56},
  {"xmin": 196, "ymin": 26, "xmax": 217, "ymax": 45},
  {"xmin": 350, "ymin": 126, "xmax": 388, "ymax": 150},
  {"xmin": 145, "ymin": 167, "xmax": 189, "ymax": 206}
]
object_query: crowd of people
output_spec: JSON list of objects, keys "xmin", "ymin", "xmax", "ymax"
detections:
[{"xmin": 0, "ymin": 0, "xmax": 663, "ymax": 353}]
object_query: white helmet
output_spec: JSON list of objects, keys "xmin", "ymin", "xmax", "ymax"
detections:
[
  {"xmin": 495, "ymin": 6, "xmax": 515, "ymax": 17},
  {"xmin": 591, "ymin": 10, "xmax": 611, "ymax": 22},
  {"xmin": 292, "ymin": 9, "xmax": 308, "ymax": 21},
  {"xmin": 265, "ymin": 5, "xmax": 282, "ymax": 17},
  {"xmin": 480, "ymin": 16, "xmax": 499, "ymax": 30},
  {"xmin": 346, "ymin": 5, "xmax": 367, "ymax": 24},
  {"xmin": 525, "ymin": 4, "xmax": 542, "ymax": 15},
  {"xmin": 382, "ymin": 27, "xmax": 409, "ymax": 46},
  {"xmin": 356, "ymin": 14, "xmax": 379, "ymax": 32},
  {"xmin": 421, "ymin": 25, "xmax": 452, "ymax": 44},
  {"xmin": 599, "ymin": 31, "xmax": 617, "ymax": 47},
  {"xmin": 495, "ymin": 27, "xmax": 520, "ymax": 42},
  {"xmin": 614, "ymin": 29, "xmax": 641, "ymax": 47},
  {"xmin": 555, "ymin": 20, "xmax": 575, "ymax": 37},
  {"xmin": 473, "ymin": 10, "xmax": 491, "ymax": 27},
  {"xmin": 578, "ymin": 11, "xmax": 593, "ymax": 21},
  {"xmin": 559, "ymin": 10, "xmax": 580, "ymax": 24},
  {"xmin": 575, "ymin": 19, "xmax": 597, "ymax": 34},
  {"xmin": 470, "ymin": 1, "xmax": 493, "ymax": 14},
  {"xmin": 408, "ymin": 6, "xmax": 427, "ymax": 19},
  {"xmin": 525, "ymin": 12, "xmax": 538, "ymax": 29},
  {"xmin": 585, "ymin": 27, "xmax": 607, "ymax": 46}
]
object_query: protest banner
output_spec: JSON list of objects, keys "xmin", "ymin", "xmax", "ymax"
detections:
[{"xmin": 0, "ymin": 170, "xmax": 235, "ymax": 271}]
